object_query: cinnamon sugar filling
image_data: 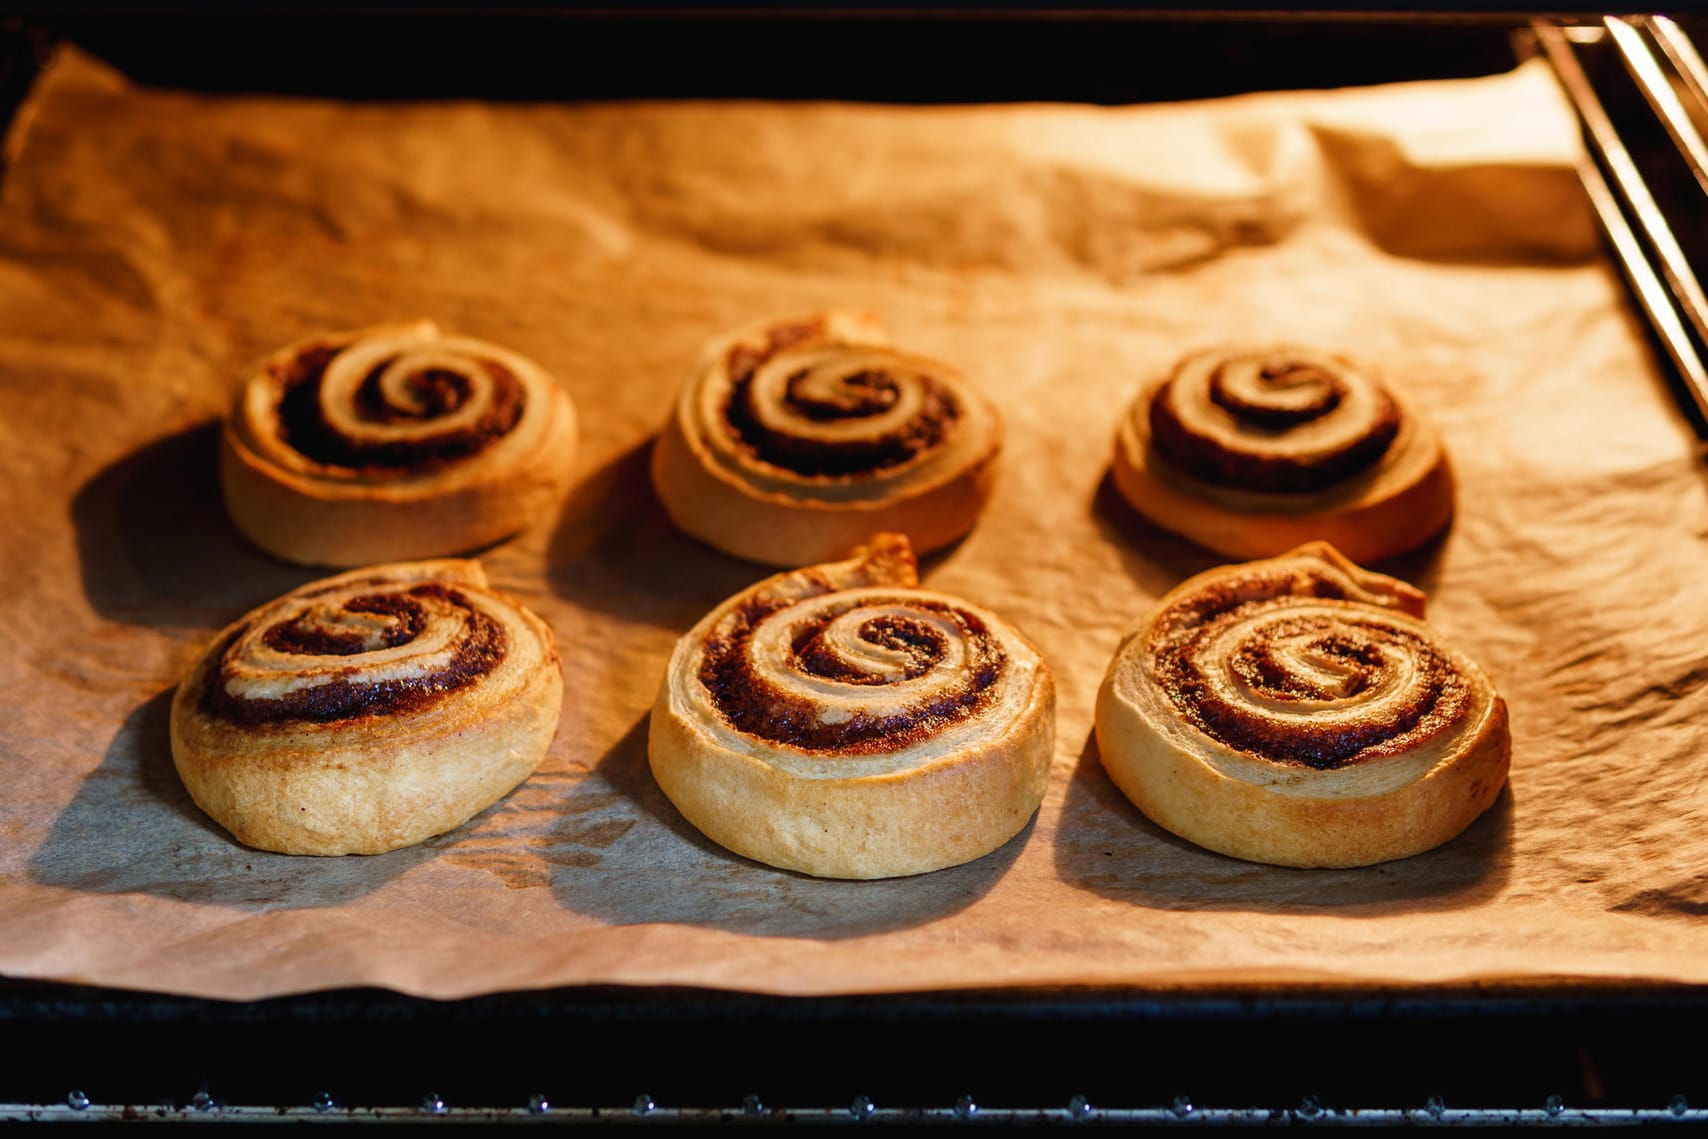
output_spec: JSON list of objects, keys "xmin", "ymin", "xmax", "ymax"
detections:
[
  {"xmin": 201, "ymin": 585, "xmax": 508, "ymax": 726},
  {"xmin": 1149, "ymin": 570, "xmax": 1471, "ymax": 770},
  {"xmin": 272, "ymin": 341, "xmax": 526, "ymax": 472},
  {"xmin": 700, "ymin": 596, "xmax": 1007, "ymax": 754},
  {"xmin": 1149, "ymin": 354, "xmax": 1401, "ymax": 493},
  {"xmin": 719, "ymin": 331, "xmax": 962, "ymax": 479}
]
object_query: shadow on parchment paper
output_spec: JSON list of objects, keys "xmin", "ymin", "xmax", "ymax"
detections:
[
  {"xmin": 547, "ymin": 436, "xmax": 985, "ymax": 630},
  {"xmin": 28, "ymin": 689, "xmax": 428, "ymax": 908},
  {"xmin": 70, "ymin": 421, "xmax": 313, "ymax": 628},
  {"xmin": 1090, "ymin": 470, "xmax": 1451, "ymax": 598},
  {"xmin": 546, "ymin": 716, "xmax": 1018, "ymax": 936},
  {"xmin": 1091, "ymin": 472, "xmax": 1223, "ymax": 602},
  {"xmin": 1054, "ymin": 730, "xmax": 1513, "ymax": 913},
  {"xmin": 545, "ymin": 439, "xmax": 767, "ymax": 631}
]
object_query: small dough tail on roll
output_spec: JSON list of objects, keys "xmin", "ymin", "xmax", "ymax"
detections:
[
  {"xmin": 649, "ymin": 533, "xmax": 1055, "ymax": 879},
  {"xmin": 1095, "ymin": 542, "xmax": 1509, "ymax": 869}
]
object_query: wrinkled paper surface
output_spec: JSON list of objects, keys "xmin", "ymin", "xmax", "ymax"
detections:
[{"xmin": 3, "ymin": 48, "xmax": 1705, "ymax": 1001}]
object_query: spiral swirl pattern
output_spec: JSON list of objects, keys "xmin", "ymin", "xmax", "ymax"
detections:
[
  {"xmin": 1149, "ymin": 574, "xmax": 1468, "ymax": 772},
  {"xmin": 723, "ymin": 342, "xmax": 963, "ymax": 479},
  {"xmin": 650, "ymin": 534, "xmax": 1054, "ymax": 878},
  {"xmin": 1095, "ymin": 543, "xmax": 1508, "ymax": 867},
  {"xmin": 171, "ymin": 560, "xmax": 563, "ymax": 855},
  {"xmin": 198, "ymin": 567, "xmax": 518, "ymax": 726},
  {"xmin": 221, "ymin": 321, "xmax": 577, "ymax": 566},
  {"xmin": 272, "ymin": 332, "xmax": 525, "ymax": 472},
  {"xmin": 1111, "ymin": 344, "xmax": 1453, "ymax": 563},
  {"xmin": 238, "ymin": 321, "xmax": 567, "ymax": 479},
  {"xmin": 701, "ymin": 591, "xmax": 1007, "ymax": 756},
  {"xmin": 1147, "ymin": 346, "xmax": 1400, "ymax": 493},
  {"xmin": 653, "ymin": 312, "xmax": 1002, "ymax": 566},
  {"xmin": 704, "ymin": 314, "xmax": 995, "ymax": 495}
]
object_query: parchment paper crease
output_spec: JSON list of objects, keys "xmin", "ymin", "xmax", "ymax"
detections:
[{"xmin": 3, "ymin": 48, "xmax": 1706, "ymax": 1001}]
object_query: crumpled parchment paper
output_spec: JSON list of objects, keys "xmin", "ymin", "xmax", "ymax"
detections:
[{"xmin": 4, "ymin": 47, "xmax": 1705, "ymax": 1001}]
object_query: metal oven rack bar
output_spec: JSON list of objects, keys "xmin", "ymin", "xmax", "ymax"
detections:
[
  {"xmin": 3, "ymin": 981, "xmax": 1708, "ymax": 1127},
  {"xmin": 1533, "ymin": 14, "xmax": 1708, "ymax": 436}
]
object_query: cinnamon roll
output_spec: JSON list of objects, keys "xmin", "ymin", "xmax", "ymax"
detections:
[
  {"xmin": 1095, "ymin": 543, "xmax": 1508, "ymax": 868},
  {"xmin": 1112, "ymin": 345, "xmax": 1453, "ymax": 563},
  {"xmin": 649, "ymin": 533, "xmax": 1054, "ymax": 878},
  {"xmin": 221, "ymin": 321, "xmax": 578, "ymax": 567},
  {"xmin": 651, "ymin": 312, "xmax": 1001, "ymax": 566},
  {"xmin": 170, "ymin": 560, "xmax": 563, "ymax": 855}
]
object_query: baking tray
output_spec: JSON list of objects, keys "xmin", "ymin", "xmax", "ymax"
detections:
[{"xmin": 3, "ymin": 7, "xmax": 1707, "ymax": 1128}]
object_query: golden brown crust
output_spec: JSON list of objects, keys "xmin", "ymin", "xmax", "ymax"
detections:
[
  {"xmin": 170, "ymin": 559, "xmax": 563, "ymax": 856},
  {"xmin": 221, "ymin": 321, "xmax": 578, "ymax": 567},
  {"xmin": 1111, "ymin": 345, "xmax": 1454, "ymax": 563},
  {"xmin": 648, "ymin": 534, "xmax": 1055, "ymax": 878},
  {"xmin": 1094, "ymin": 542, "xmax": 1509, "ymax": 868},
  {"xmin": 651, "ymin": 312, "xmax": 1001, "ymax": 567}
]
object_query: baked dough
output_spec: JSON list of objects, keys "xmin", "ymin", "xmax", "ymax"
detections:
[
  {"xmin": 1111, "ymin": 345, "xmax": 1453, "ymax": 563},
  {"xmin": 170, "ymin": 559, "xmax": 563, "ymax": 855},
  {"xmin": 649, "ymin": 533, "xmax": 1055, "ymax": 878},
  {"xmin": 651, "ymin": 311, "xmax": 1001, "ymax": 566},
  {"xmin": 1095, "ymin": 542, "xmax": 1508, "ymax": 868},
  {"xmin": 222, "ymin": 321, "xmax": 578, "ymax": 567}
]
